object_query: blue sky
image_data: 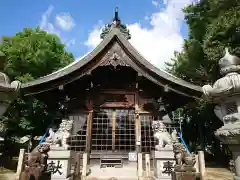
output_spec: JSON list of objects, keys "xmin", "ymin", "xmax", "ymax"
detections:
[{"xmin": 0, "ymin": 0, "xmax": 194, "ymax": 69}]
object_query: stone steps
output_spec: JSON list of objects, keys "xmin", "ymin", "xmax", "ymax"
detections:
[
  {"xmin": 86, "ymin": 163, "xmax": 138, "ymax": 180},
  {"xmin": 86, "ymin": 178, "xmax": 139, "ymax": 180}
]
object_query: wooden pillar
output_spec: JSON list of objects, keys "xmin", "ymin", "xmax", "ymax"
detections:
[
  {"xmin": 135, "ymin": 112, "xmax": 141, "ymax": 153},
  {"xmin": 112, "ymin": 110, "xmax": 116, "ymax": 151},
  {"xmin": 135, "ymin": 86, "xmax": 141, "ymax": 153},
  {"xmin": 86, "ymin": 111, "xmax": 93, "ymax": 153}
]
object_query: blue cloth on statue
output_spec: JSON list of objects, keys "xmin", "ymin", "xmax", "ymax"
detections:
[{"xmin": 39, "ymin": 128, "xmax": 49, "ymax": 144}]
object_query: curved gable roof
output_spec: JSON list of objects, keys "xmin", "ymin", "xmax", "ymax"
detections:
[{"xmin": 21, "ymin": 28, "xmax": 202, "ymax": 97}]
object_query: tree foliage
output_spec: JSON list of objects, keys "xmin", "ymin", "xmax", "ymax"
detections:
[
  {"xmin": 0, "ymin": 27, "xmax": 74, "ymax": 149},
  {"xmin": 167, "ymin": 0, "xmax": 240, "ymax": 163},
  {"xmin": 1, "ymin": 27, "xmax": 73, "ymax": 81}
]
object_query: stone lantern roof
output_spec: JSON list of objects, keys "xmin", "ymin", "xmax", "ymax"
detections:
[
  {"xmin": 0, "ymin": 51, "xmax": 21, "ymax": 116},
  {"xmin": 0, "ymin": 51, "xmax": 21, "ymax": 92},
  {"xmin": 202, "ymin": 48, "xmax": 240, "ymax": 103},
  {"xmin": 219, "ymin": 48, "xmax": 240, "ymax": 75},
  {"xmin": 0, "ymin": 50, "xmax": 6, "ymax": 71}
]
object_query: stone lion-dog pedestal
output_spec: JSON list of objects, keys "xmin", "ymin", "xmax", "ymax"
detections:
[{"xmin": 47, "ymin": 148, "xmax": 76, "ymax": 180}]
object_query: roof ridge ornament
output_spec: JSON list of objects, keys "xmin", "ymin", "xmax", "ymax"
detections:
[
  {"xmin": 100, "ymin": 7, "xmax": 131, "ymax": 40},
  {"xmin": 113, "ymin": 7, "xmax": 120, "ymax": 21}
]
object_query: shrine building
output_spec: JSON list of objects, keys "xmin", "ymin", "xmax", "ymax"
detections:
[{"xmin": 21, "ymin": 8, "xmax": 202, "ymax": 168}]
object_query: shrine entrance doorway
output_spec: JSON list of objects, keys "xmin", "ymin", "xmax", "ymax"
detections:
[{"xmin": 91, "ymin": 108, "xmax": 136, "ymax": 155}]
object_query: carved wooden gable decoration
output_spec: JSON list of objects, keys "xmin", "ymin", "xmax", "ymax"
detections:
[{"xmin": 99, "ymin": 41, "xmax": 130, "ymax": 68}]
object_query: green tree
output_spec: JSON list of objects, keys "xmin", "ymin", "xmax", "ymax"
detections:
[
  {"xmin": 167, "ymin": 0, "xmax": 240, "ymax": 163},
  {"xmin": 0, "ymin": 27, "xmax": 74, "ymax": 154}
]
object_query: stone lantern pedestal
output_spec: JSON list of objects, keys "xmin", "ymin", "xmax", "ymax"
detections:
[
  {"xmin": 215, "ymin": 127, "xmax": 240, "ymax": 179},
  {"xmin": 202, "ymin": 48, "xmax": 240, "ymax": 180},
  {"xmin": 229, "ymin": 145, "xmax": 240, "ymax": 179}
]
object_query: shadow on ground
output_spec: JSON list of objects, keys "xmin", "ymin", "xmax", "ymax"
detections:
[
  {"xmin": 0, "ymin": 156, "xmax": 18, "ymax": 171},
  {"xmin": 0, "ymin": 156, "xmax": 17, "ymax": 180}
]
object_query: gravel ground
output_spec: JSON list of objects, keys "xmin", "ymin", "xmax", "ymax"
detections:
[
  {"xmin": 205, "ymin": 167, "xmax": 233, "ymax": 180},
  {"xmin": 0, "ymin": 173, "xmax": 15, "ymax": 180}
]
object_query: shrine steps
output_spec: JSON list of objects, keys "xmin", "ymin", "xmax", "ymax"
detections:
[{"xmin": 86, "ymin": 161, "xmax": 138, "ymax": 180}]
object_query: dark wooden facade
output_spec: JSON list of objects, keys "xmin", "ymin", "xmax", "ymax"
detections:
[{"xmin": 20, "ymin": 11, "xmax": 202, "ymax": 156}]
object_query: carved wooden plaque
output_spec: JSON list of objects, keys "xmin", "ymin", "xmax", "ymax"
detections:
[{"xmin": 97, "ymin": 93, "xmax": 135, "ymax": 108}]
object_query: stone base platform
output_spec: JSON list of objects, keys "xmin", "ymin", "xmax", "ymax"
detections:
[
  {"xmin": 47, "ymin": 150, "xmax": 76, "ymax": 180},
  {"xmin": 152, "ymin": 149, "xmax": 175, "ymax": 179}
]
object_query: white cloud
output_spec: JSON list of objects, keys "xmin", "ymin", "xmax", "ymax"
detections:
[
  {"xmin": 65, "ymin": 39, "xmax": 76, "ymax": 47},
  {"xmin": 56, "ymin": 13, "xmax": 76, "ymax": 31},
  {"xmin": 40, "ymin": 5, "xmax": 76, "ymax": 47},
  {"xmin": 163, "ymin": 0, "xmax": 169, "ymax": 5},
  {"xmin": 40, "ymin": 5, "xmax": 60, "ymax": 36},
  {"xmin": 84, "ymin": 0, "xmax": 196, "ymax": 69},
  {"xmin": 152, "ymin": 0, "xmax": 159, "ymax": 7},
  {"xmin": 84, "ymin": 21, "xmax": 103, "ymax": 47},
  {"xmin": 144, "ymin": 16, "xmax": 150, "ymax": 21},
  {"xmin": 84, "ymin": 27, "xmax": 102, "ymax": 48}
]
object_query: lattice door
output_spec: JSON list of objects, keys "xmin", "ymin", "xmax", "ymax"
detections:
[
  {"xmin": 91, "ymin": 109, "xmax": 135, "ymax": 152},
  {"xmin": 140, "ymin": 114, "xmax": 155, "ymax": 153}
]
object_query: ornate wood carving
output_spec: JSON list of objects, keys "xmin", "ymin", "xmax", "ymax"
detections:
[
  {"xmin": 99, "ymin": 42, "xmax": 130, "ymax": 68},
  {"xmin": 98, "ymin": 93, "xmax": 135, "ymax": 108},
  {"xmin": 86, "ymin": 91, "xmax": 136, "ymax": 108}
]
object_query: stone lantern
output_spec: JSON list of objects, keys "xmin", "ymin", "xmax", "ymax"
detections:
[
  {"xmin": 202, "ymin": 48, "xmax": 240, "ymax": 180},
  {"xmin": 0, "ymin": 51, "xmax": 21, "ymax": 117},
  {"xmin": 0, "ymin": 51, "xmax": 21, "ymax": 153}
]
